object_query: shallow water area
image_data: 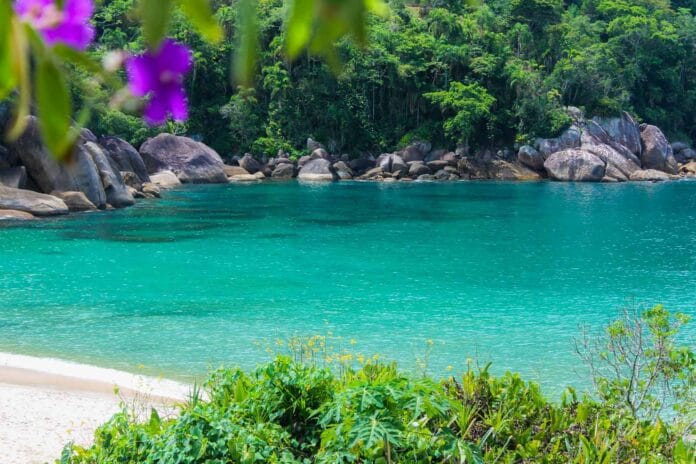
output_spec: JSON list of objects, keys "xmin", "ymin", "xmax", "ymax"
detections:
[{"xmin": 1, "ymin": 180, "xmax": 694, "ymax": 396}]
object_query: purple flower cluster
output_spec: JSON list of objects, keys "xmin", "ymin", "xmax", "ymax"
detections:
[
  {"xmin": 15, "ymin": 0, "xmax": 95, "ymax": 51},
  {"xmin": 126, "ymin": 39, "xmax": 193, "ymax": 125},
  {"xmin": 15, "ymin": 0, "xmax": 194, "ymax": 125}
]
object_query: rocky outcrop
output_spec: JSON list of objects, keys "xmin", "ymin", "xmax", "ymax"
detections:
[
  {"xmin": 487, "ymin": 160, "xmax": 542, "ymax": 181},
  {"xmin": 332, "ymin": 161, "xmax": 353, "ymax": 180},
  {"xmin": 0, "ymin": 209, "xmax": 35, "ymax": 220},
  {"xmin": 582, "ymin": 143, "xmax": 639, "ymax": 181},
  {"xmin": 594, "ymin": 112, "xmax": 642, "ymax": 156},
  {"xmin": 239, "ymin": 154, "xmax": 261, "ymax": 174},
  {"xmin": 223, "ymin": 165, "xmax": 251, "ymax": 177},
  {"xmin": 139, "ymin": 133, "xmax": 227, "ymax": 183},
  {"xmin": 629, "ymin": 169, "xmax": 672, "ymax": 182},
  {"xmin": 399, "ymin": 141, "xmax": 431, "ymax": 162},
  {"xmin": 0, "ymin": 167, "xmax": 27, "ymax": 189},
  {"xmin": 8, "ymin": 116, "xmax": 107, "ymax": 207},
  {"xmin": 517, "ymin": 145, "xmax": 545, "ymax": 171},
  {"xmin": 408, "ymin": 162, "xmax": 430, "ymax": 177},
  {"xmin": 84, "ymin": 142, "xmax": 135, "ymax": 208},
  {"xmin": 271, "ymin": 163, "xmax": 296, "ymax": 179},
  {"xmin": 544, "ymin": 149, "xmax": 605, "ymax": 182},
  {"xmin": 0, "ymin": 185, "xmax": 68, "ymax": 216},
  {"xmin": 298, "ymin": 158, "xmax": 337, "ymax": 181},
  {"xmin": 377, "ymin": 153, "xmax": 408, "ymax": 175},
  {"xmin": 53, "ymin": 191, "xmax": 97, "ymax": 211},
  {"xmin": 99, "ymin": 136, "xmax": 150, "ymax": 183},
  {"xmin": 639, "ymin": 125, "xmax": 678, "ymax": 174},
  {"xmin": 535, "ymin": 125, "xmax": 581, "ymax": 157}
]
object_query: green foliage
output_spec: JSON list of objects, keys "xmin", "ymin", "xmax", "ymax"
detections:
[
  {"xmin": 425, "ymin": 82, "xmax": 495, "ymax": 144},
  {"xmin": 62, "ymin": 306, "xmax": 695, "ymax": 463}
]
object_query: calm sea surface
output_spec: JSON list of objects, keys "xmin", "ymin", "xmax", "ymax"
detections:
[{"xmin": 1, "ymin": 180, "xmax": 694, "ymax": 396}]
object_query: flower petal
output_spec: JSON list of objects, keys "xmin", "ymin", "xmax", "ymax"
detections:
[
  {"xmin": 65, "ymin": 0, "xmax": 94, "ymax": 22},
  {"xmin": 156, "ymin": 39, "xmax": 193, "ymax": 75},
  {"xmin": 143, "ymin": 94, "xmax": 168, "ymax": 126},
  {"xmin": 126, "ymin": 55, "xmax": 157, "ymax": 96},
  {"xmin": 166, "ymin": 84, "xmax": 189, "ymax": 122},
  {"xmin": 43, "ymin": 22, "xmax": 95, "ymax": 50}
]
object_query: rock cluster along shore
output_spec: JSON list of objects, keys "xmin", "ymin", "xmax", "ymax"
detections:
[{"xmin": 1, "ymin": 109, "xmax": 695, "ymax": 220}]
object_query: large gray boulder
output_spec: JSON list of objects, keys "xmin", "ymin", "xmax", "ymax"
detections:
[
  {"xmin": 582, "ymin": 143, "xmax": 640, "ymax": 181},
  {"xmin": 298, "ymin": 158, "xmax": 337, "ymax": 181},
  {"xmin": 239, "ymin": 154, "xmax": 261, "ymax": 174},
  {"xmin": 0, "ymin": 185, "xmax": 68, "ymax": 216},
  {"xmin": 0, "ymin": 167, "xmax": 27, "ymax": 189},
  {"xmin": 594, "ymin": 112, "xmax": 642, "ymax": 156},
  {"xmin": 83, "ymin": 142, "xmax": 135, "ymax": 208},
  {"xmin": 399, "ymin": 141, "xmax": 431, "ymax": 162},
  {"xmin": 377, "ymin": 153, "xmax": 408, "ymax": 174},
  {"xmin": 139, "ymin": 133, "xmax": 227, "ymax": 183},
  {"xmin": 517, "ymin": 145, "xmax": 545, "ymax": 171},
  {"xmin": 332, "ymin": 161, "xmax": 353, "ymax": 180},
  {"xmin": 543, "ymin": 149, "xmax": 605, "ymax": 182},
  {"xmin": 408, "ymin": 161, "xmax": 431, "ymax": 177},
  {"xmin": 150, "ymin": 170, "xmax": 182, "ymax": 189},
  {"xmin": 7, "ymin": 116, "xmax": 107, "ymax": 207},
  {"xmin": 639, "ymin": 125, "xmax": 678, "ymax": 174},
  {"xmin": 271, "ymin": 163, "xmax": 296, "ymax": 179},
  {"xmin": 535, "ymin": 125, "xmax": 581, "ymax": 157},
  {"xmin": 99, "ymin": 136, "xmax": 150, "ymax": 183}
]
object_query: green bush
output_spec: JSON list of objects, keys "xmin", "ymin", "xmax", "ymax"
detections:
[{"xmin": 61, "ymin": 307, "xmax": 696, "ymax": 463}]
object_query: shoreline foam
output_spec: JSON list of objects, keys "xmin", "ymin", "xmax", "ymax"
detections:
[{"xmin": 0, "ymin": 352, "xmax": 191, "ymax": 464}]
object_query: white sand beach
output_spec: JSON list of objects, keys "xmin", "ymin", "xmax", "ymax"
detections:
[{"xmin": 0, "ymin": 353, "xmax": 190, "ymax": 464}]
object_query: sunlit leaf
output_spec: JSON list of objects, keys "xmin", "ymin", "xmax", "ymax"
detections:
[
  {"xmin": 6, "ymin": 19, "xmax": 31, "ymax": 141},
  {"xmin": 233, "ymin": 0, "xmax": 258, "ymax": 86},
  {"xmin": 285, "ymin": 0, "xmax": 315, "ymax": 59},
  {"xmin": 35, "ymin": 53, "xmax": 75, "ymax": 159},
  {"xmin": 0, "ymin": 0, "xmax": 14, "ymax": 101},
  {"xmin": 139, "ymin": 0, "xmax": 174, "ymax": 48},
  {"xmin": 178, "ymin": 0, "xmax": 222, "ymax": 43}
]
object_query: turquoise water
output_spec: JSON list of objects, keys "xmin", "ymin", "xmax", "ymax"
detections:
[{"xmin": 1, "ymin": 180, "xmax": 695, "ymax": 395}]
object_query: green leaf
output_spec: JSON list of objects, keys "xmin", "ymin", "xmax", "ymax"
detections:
[
  {"xmin": 35, "ymin": 53, "xmax": 75, "ymax": 160},
  {"xmin": 285, "ymin": 0, "xmax": 315, "ymax": 59},
  {"xmin": 178, "ymin": 0, "xmax": 222, "ymax": 43},
  {"xmin": 233, "ymin": 0, "xmax": 258, "ymax": 86},
  {"xmin": 139, "ymin": 0, "xmax": 174, "ymax": 48},
  {"xmin": 0, "ymin": 1, "xmax": 14, "ymax": 100}
]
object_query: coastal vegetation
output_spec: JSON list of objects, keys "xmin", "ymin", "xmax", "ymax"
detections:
[
  {"xmin": 75, "ymin": 0, "xmax": 696, "ymax": 157},
  {"xmin": 62, "ymin": 306, "xmax": 696, "ymax": 463}
]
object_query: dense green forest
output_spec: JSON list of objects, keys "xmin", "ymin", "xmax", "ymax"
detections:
[{"xmin": 80, "ymin": 0, "xmax": 696, "ymax": 157}]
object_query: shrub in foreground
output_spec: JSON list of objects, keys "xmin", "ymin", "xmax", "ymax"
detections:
[{"xmin": 62, "ymin": 307, "xmax": 695, "ymax": 463}]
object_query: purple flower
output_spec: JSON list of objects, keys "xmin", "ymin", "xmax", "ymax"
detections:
[
  {"xmin": 125, "ymin": 40, "xmax": 193, "ymax": 125},
  {"xmin": 15, "ymin": 0, "xmax": 95, "ymax": 51}
]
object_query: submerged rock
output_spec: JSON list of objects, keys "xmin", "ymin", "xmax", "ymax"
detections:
[
  {"xmin": 544, "ymin": 149, "xmax": 605, "ymax": 182},
  {"xmin": 139, "ymin": 134, "xmax": 227, "ymax": 183},
  {"xmin": 0, "ymin": 185, "xmax": 68, "ymax": 216}
]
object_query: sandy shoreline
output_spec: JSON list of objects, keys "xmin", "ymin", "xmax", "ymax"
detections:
[{"xmin": 0, "ymin": 353, "xmax": 191, "ymax": 464}]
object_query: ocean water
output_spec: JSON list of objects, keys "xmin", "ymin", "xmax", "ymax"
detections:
[{"xmin": 0, "ymin": 180, "xmax": 694, "ymax": 396}]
